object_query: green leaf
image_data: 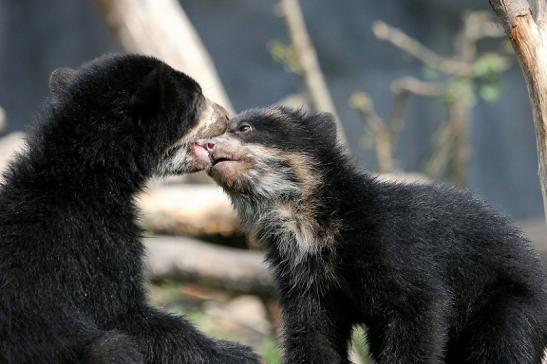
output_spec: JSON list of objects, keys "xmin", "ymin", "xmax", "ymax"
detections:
[
  {"xmin": 479, "ymin": 82, "xmax": 502, "ymax": 103},
  {"xmin": 348, "ymin": 91, "xmax": 370, "ymax": 110},
  {"xmin": 261, "ymin": 337, "xmax": 282, "ymax": 364},
  {"xmin": 422, "ymin": 65, "xmax": 439, "ymax": 81},
  {"xmin": 360, "ymin": 133, "xmax": 376, "ymax": 149},
  {"xmin": 473, "ymin": 53, "xmax": 510, "ymax": 78},
  {"xmin": 267, "ymin": 40, "xmax": 301, "ymax": 74},
  {"xmin": 442, "ymin": 78, "xmax": 476, "ymax": 107}
]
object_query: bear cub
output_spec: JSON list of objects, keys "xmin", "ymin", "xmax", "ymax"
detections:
[
  {"xmin": 199, "ymin": 106, "xmax": 547, "ymax": 364},
  {"xmin": 0, "ymin": 54, "xmax": 258, "ymax": 364}
]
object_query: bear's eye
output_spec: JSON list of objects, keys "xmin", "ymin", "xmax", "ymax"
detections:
[{"xmin": 238, "ymin": 124, "xmax": 252, "ymax": 133}]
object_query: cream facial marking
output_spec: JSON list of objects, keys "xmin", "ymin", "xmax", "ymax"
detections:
[
  {"xmin": 158, "ymin": 97, "xmax": 228, "ymax": 175},
  {"xmin": 205, "ymin": 134, "xmax": 338, "ymax": 260}
]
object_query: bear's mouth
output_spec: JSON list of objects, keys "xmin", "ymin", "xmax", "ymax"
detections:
[
  {"xmin": 211, "ymin": 155, "xmax": 242, "ymax": 167},
  {"xmin": 207, "ymin": 151, "xmax": 248, "ymax": 185}
]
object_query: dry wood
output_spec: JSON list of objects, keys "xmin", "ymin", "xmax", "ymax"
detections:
[
  {"xmin": 144, "ymin": 235, "xmax": 274, "ymax": 297},
  {"xmin": 0, "ymin": 106, "xmax": 6, "ymax": 131},
  {"xmin": 278, "ymin": 0, "xmax": 348, "ymax": 147},
  {"xmin": 351, "ymin": 76, "xmax": 446, "ymax": 174},
  {"xmin": 93, "ymin": 0, "xmax": 233, "ymax": 112},
  {"xmin": 138, "ymin": 184, "xmax": 241, "ymax": 239},
  {"xmin": 489, "ymin": 0, "xmax": 547, "ymax": 225},
  {"xmin": 390, "ymin": 77, "xmax": 446, "ymax": 98},
  {"xmin": 350, "ymin": 92, "xmax": 396, "ymax": 173},
  {"xmin": 372, "ymin": 21, "xmax": 472, "ymax": 76}
]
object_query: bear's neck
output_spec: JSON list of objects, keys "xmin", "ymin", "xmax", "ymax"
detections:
[
  {"xmin": 6, "ymin": 136, "xmax": 148, "ymax": 209},
  {"xmin": 231, "ymin": 158, "xmax": 370, "ymax": 262}
]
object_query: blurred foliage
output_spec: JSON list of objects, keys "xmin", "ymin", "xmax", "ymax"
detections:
[
  {"xmin": 149, "ymin": 282, "xmax": 283, "ymax": 364},
  {"xmin": 348, "ymin": 91, "xmax": 370, "ymax": 110},
  {"xmin": 352, "ymin": 18, "xmax": 513, "ymax": 182},
  {"xmin": 440, "ymin": 53, "xmax": 511, "ymax": 107},
  {"xmin": 268, "ymin": 40, "xmax": 301, "ymax": 75},
  {"xmin": 261, "ymin": 337, "xmax": 283, "ymax": 364},
  {"xmin": 439, "ymin": 52, "xmax": 511, "ymax": 107},
  {"xmin": 150, "ymin": 282, "xmax": 378, "ymax": 364},
  {"xmin": 473, "ymin": 53, "xmax": 511, "ymax": 103},
  {"xmin": 473, "ymin": 53, "xmax": 511, "ymax": 78},
  {"xmin": 442, "ymin": 78, "xmax": 476, "ymax": 106},
  {"xmin": 422, "ymin": 64, "xmax": 440, "ymax": 81},
  {"xmin": 348, "ymin": 92, "xmax": 382, "ymax": 150}
]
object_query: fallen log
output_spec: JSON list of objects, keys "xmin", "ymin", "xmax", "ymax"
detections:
[
  {"xmin": 138, "ymin": 184, "xmax": 245, "ymax": 247},
  {"xmin": 144, "ymin": 235, "xmax": 275, "ymax": 298}
]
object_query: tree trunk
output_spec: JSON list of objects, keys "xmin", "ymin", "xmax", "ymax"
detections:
[
  {"xmin": 93, "ymin": 0, "xmax": 233, "ymax": 112},
  {"xmin": 489, "ymin": 0, "xmax": 547, "ymax": 226}
]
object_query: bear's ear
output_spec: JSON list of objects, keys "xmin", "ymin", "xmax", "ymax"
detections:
[
  {"xmin": 49, "ymin": 68, "xmax": 76, "ymax": 97},
  {"xmin": 314, "ymin": 112, "xmax": 338, "ymax": 144},
  {"xmin": 130, "ymin": 65, "xmax": 166, "ymax": 118}
]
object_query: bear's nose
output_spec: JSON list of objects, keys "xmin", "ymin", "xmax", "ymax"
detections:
[
  {"xmin": 203, "ymin": 139, "xmax": 216, "ymax": 152},
  {"xmin": 213, "ymin": 103, "xmax": 229, "ymax": 122}
]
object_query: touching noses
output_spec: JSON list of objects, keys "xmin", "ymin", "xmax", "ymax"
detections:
[{"xmin": 204, "ymin": 139, "xmax": 216, "ymax": 152}]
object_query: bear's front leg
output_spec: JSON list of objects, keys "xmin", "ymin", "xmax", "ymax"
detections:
[
  {"xmin": 114, "ymin": 305, "xmax": 260, "ymax": 364},
  {"xmin": 366, "ymin": 308, "xmax": 447, "ymax": 364},
  {"xmin": 280, "ymin": 291, "xmax": 354, "ymax": 364}
]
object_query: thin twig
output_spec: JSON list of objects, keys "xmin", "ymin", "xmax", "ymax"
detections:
[
  {"xmin": 350, "ymin": 92, "xmax": 395, "ymax": 173},
  {"xmin": 374, "ymin": 11, "xmax": 504, "ymax": 186},
  {"xmin": 372, "ymin": 20, "xmax": 473, "ymax": 76},
  {"xmin": 390, "ymin": 77, "xmax": 446, "ymax": 97},
  {"xmin": 387, "ymin": 89, "xmax": 409, "ymax": 137},
  {"xmin": 278, "ymin": 0, "xmax": 348, "ymax": 147}
]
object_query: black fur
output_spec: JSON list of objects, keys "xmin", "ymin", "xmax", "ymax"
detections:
[
  {"xmin": 0, "ymin": 54, "xmax": 258, "ymax": 364},
  {"xmin": 208, "ymin": 106, "xmax": 547, "ymax": 364}
]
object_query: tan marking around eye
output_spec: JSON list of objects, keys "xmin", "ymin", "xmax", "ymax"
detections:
[{"xmin": 163, "ymin": 98, "xmax": 222, "ymax": 156}]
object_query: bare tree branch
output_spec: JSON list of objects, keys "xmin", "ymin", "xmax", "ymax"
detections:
[
  {"xmin": 390, "ymin": 77, "xmax": 446, "ymax": 97},
  {"xmin": 350, "ymin": 76, "xmax": 445, "ymax": 174},
  {"xmin": 489, "ymin": 0, "xmax": 547, "ymax": 226},
  {"xmin": 350, "ymin": 92, "xmax": 395, "ymax": 173},
  {"xmin": 373, "ymin": 11, "xmax": 505, "ymax": 187},
  {"xmin": 372, "ymin": 20, "xmax": 473, "ymax": 76},
  {"xmin": 93, "ymin": 0, "xmax": 233, "ymax": 112},
  {"xmin": 278, "ymin": 0, "xmax": 348, "ymax": 147}
]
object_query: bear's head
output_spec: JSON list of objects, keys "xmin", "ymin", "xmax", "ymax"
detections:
[
  {"xmin": 44, "ymin": 54, "xmax": 227, "ymax": 182},
  {"xmin": 195, "ymin": 106, "xmax": 343, "ymax": 199}
]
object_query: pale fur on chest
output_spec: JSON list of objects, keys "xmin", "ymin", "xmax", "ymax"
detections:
[
  {"xmin": 232, "ymin": 197, "xmax": 343, "ymax": 295},
  {"xmin": 232, "ymin": 197, "xmax": 337, "ymax": 263}
]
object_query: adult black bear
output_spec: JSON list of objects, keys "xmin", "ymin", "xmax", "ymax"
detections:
[
  {"xmin": 199, "ymin": 106, "xmax": 547, "ymax": 364},
  {"xmin": 0, "ymin": 54, "xmax": 259, "ymax": 364}
]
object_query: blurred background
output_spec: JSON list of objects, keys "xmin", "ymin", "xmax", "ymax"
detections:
[{"xmin": 0, "ymin": 0, "xmax": 546, "ymax": 362}]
